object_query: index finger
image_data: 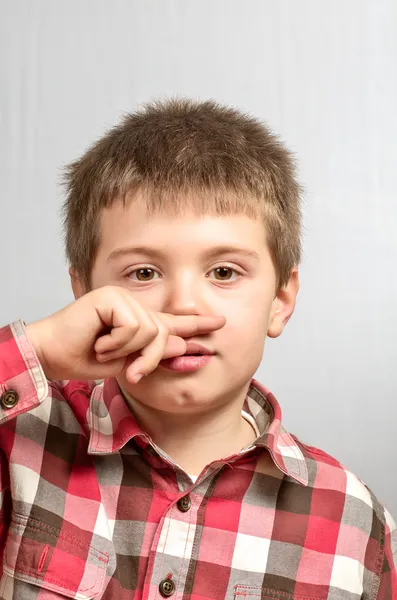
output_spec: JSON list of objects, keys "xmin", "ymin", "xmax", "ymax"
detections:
[{"xmin": 157, "ymin": 314, "xmax": 226, "ymax": 338}]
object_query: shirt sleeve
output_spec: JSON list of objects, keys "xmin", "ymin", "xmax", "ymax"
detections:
[
  {"xmin": 0, "ymin": 320, "xmax": 49, "ymax": 576},
  {"xmin": 0, "ymin": 448, "xmax": 11, "ymax": 579},
  {"xmin": 377, "ymin": 507, "xmax": 397, "ymax": 599},
  {"xmin": 0, "ymin": 320, "xmax": 48, "ymax": 425}
]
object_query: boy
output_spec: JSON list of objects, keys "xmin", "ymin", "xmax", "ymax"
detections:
[{"xmin": 0, "ymin": 99, "xmax": 395, "ymax": 600}]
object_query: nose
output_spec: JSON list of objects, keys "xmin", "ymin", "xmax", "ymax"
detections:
[{"xmin": 163, "ymin": 271, "xmax": 210, "ymax": 316}]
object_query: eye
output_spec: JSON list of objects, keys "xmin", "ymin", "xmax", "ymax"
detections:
[
  {"xmin": 128, "ymin": 268, "xmax": 160, "ymax": 282},
  {"xmin": 209, "ymin": 266, "xmax": 239, "ymax": 282}
]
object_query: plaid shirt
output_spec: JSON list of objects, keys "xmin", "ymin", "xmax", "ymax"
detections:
[{"xmin": 0, "ymin": 321, "xmax": 396, "ymax": 600}]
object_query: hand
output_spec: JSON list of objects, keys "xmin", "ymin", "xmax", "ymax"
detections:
[{"xmin": 26, "ymin": 286, "xmax": 225, "ymax": 383}]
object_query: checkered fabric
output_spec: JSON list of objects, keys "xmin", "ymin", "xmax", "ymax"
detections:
[{"xmin": 0, "ymin": 320, "xmax": 396, "ymax": 599}]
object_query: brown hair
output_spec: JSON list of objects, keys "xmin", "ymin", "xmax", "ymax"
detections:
[{"xmin": 63, "ymin": 98, "xmax": 302, "ymax": 289}]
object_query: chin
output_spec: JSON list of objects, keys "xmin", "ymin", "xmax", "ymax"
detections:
[
  {"xmin": 130, "ymin": 370, "xmax": 250, "ymax": 414},
  {"xmin": 123, "ymin": 373, "xmax": 220, "ymax": 413}
]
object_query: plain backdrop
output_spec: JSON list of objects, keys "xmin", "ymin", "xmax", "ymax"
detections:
[{"xmin": 0, "ymin": 0, "xmax": 396, "ymax": 515}]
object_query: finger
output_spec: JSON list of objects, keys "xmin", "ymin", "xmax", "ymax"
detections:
[
  {"xmin": 128, "ymin": 333, "xmax": 187, "ymax": 371},
  {"xmin": 163, "ymin": 335, "xmax": 187, "ymax": 359},
  {"xmin": 95, "ymin": 321, "xmax": 158, "ymax": 358},
  {"xmin": 95, "ymin": 297, "xmax": 158, "ymax": 356},
  {"xmin": 94, "ymin": 294, "xmax": 140, "ymax": 353},
  {"xmin": 120, "ymin": 334, "xmax": 187, "ymax": 383},
  {"xmin": 158, "ymin": 314, "xmax": 226, "ymax": 338},
  {"xmin": 94, "ymin": 320, "xmax": 139, "ymax": 354},
  {"xmin": 79, "ymin": 356, "xmax": 127, "ymax": 381},
  {"xmin": 96, "ymin": 317, "xmax": 158, "ymax": 360},
  {"xmin": 126, "ymin": 313, "xmax": 170, "ymax": 381}
]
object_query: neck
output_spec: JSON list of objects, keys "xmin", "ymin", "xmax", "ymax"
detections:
[{"xmin": 122, "ymin": 385, "xmax": 256, "ymax": 476}]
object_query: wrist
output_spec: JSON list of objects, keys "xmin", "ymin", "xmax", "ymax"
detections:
[{"xmin": 25, "ymin": 320, "xmax": 53, "ymax": 379}]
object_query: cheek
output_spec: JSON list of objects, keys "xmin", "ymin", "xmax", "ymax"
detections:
[
  {"xmin": 219, "ymin": 289, "xmax": 272, "ymax": 329},
  {"xmin": 217, "ymin": 317, "xmax": 267, "ymax": 376},
  {"xmin": 219, "ymin": 299, "xmax": 271, "ymax": 352}
]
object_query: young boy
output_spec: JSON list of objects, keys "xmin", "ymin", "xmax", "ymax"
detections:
[{"xmin": 0, "ymin": 99, "xmax": 395, "ymax": 600}]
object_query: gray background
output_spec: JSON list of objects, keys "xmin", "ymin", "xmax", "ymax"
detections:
[{"xmin": 1, "ymin": 1, "xmax": 396, "ymax": 514}]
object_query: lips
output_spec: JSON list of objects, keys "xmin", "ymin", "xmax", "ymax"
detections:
[
  {"xmin": 159, "ymin": 341, "xmax": 215, "ymax": 373},
  {"xmin": 183, "ymin": 342, "xmax": 214, "ymax": 356}
]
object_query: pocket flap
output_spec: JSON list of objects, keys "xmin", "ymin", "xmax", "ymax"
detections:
[{"xmin": 4, "ymin": 512, "xmax": 108, "ymax": 599}]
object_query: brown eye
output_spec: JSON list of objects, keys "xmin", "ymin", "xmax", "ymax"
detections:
[
  {"xmin": 130, "ymin": 268, "xmax": 159, "ymax": 282},
  {"xmin": 137, "ymin": 268, "xmax": 154, "ymax": 281},
  {"xmin": 212, "ymin": 267, "xmax": 237, "ymax": 281}
]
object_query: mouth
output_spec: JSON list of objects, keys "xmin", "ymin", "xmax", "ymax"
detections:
[
  {"xmin": 159, "ymin": 341, "xmax": 215, "ymax": 373},
  {"xmin": 182, "ymin": 342, "xmax": 215, "ymax": 357}
]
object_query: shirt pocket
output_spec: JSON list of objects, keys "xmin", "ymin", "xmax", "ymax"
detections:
[
  {"xmin": 234, "ymin": 585, "xmax": 323, "ymax": 599},
  {"xmin": 3, "ymin": 512, "xmax": 109, "ymax": 599}
]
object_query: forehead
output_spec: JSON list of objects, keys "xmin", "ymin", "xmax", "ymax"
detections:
[{"xmin": 98, "ymin": 196, "xmax": 268, "ymax": 255}]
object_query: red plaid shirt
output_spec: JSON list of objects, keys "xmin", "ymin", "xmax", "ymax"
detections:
[{"xmin": 0, "ymin": 320, "xmax": 396, "ymax": 600}]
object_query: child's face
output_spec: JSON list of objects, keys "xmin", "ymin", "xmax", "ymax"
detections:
[{"xmin": 86, "ymin": 195, "xmax": 298, "ymax": 413}]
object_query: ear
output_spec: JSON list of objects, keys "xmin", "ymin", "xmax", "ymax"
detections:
[
  {"xmin": 267, "ymin": 269, "xmax": 299, "ymax": 339},
  {"xmin": 69, "ymin": 267, "xmax": 86, "ymax": 299}
]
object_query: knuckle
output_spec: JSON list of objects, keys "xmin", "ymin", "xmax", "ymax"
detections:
[
  {"xmin": 155, "ymin": 314, "xmax": 169, "ymax": 334},
  {"xmin": 155, "ymin": 319, "xmax": 168, "ymax": 339},
  {"xmin": 127, "ymin": 319, "xmax": 140, "ymax": 334},
  {"xmin": 145, "ymin": 318, "xmax": 159, "ymax": 340},
  {"xmin": 101, "ymin": 284, "xmax": 118, "ymax": 298}
]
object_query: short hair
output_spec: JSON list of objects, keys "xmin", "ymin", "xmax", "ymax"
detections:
[{"xmin": 63, "ymin": 98, "xmax": 302, "ymax": 289}]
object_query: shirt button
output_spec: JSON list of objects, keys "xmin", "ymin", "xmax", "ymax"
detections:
[
  {"xmin": 159, "ymin": 578, "xmax": 175, "ymax": 597},
  {"xmin": 177, "ymin": 495, "xmax": 191, "ymax": 512},
  {"xmin": 1, "ymin": 390, "xmax": 19, "ymax": 409}
]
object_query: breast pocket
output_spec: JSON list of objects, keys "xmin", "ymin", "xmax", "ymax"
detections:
[{"xmin": 2, "ymin": 512, "xmax": 109, "ymax": 599}]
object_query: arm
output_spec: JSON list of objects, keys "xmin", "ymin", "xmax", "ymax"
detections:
[{"xmin": 0, "ymin": 320, "xmax": 49, "ymax": 574}]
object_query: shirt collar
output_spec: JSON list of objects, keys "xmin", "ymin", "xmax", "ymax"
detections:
[
  {"xmin": 87, "ymin": 377, "xmax": 308, "ymax": 486},
  {"xmin": 244, "ymin": 379, "xmax": 308, "ymax": 486}
]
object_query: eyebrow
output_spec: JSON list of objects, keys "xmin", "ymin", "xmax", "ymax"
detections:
[{"xmin": 107, "ymin": 245, "xmax": 260, "ymax": 262}]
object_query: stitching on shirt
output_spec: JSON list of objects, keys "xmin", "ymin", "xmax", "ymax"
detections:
[
  {"xmin": 4, "ymin": 539, "xmax": 105, "ymax": 593},
  {"xmin": 12, "ymin": 320, "xmax": 48, "ymax": 403},
  {"xmin": 0, "ymin": 394, "xmax": 39, "ymax": 421},
  {"xmin": 154, "ymin": 503, "xmax": 174, "ymax": 600},
  {"xmin": 278, "ymin": 428, "xmax": 301, "ymax": 477},
  {"xmin": 13, "ymin": 520, "xmax": 89, "ymax": 554},
  {"xmin": 0, "ymin": 570, "xmax": 6, "ymax": 596},
  {"xmin": 175, "ymin": 491, "xmax": 197, "ymax": 596},
  {"xmin": 91, "ymin": 387, "xmax": 102, "ymax": 452},
  {"xmin": 278, "ymin": 426, "xmax": 308, "ymax": 481},
  {"xmin": 234, "ymin": 584, "xmax": 263, "ymax": 597},
  {"xmin": 370, "ymin": 520, "xmax": 386, "ymax": 600},
  {"xmin": 235, "ymin": 586, "xmax": 322, "ymax": 600},
  {"xmin": 11, "ymin": 514, "xmax": 109, "ymax": 562},
  {"xmin": 186, "ymin": 473, "xmax": 220, "ymax": 594},
  {"xmin": 5, "ymin": 563, "xmax": 102, "ymax": 594},
  {"xmin": 37, "ymin": 545, "xmax": 49, "ymax": 572}
]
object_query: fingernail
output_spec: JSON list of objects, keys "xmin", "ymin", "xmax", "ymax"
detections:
[{"xmin": 132, "ymin": 373, "xmax": 143, "ymax": 384}]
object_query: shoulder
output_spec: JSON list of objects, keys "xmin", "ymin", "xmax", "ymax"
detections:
[{"xmin": 293, "ymin": 433, "xmax": 392, "ymax": 530}]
